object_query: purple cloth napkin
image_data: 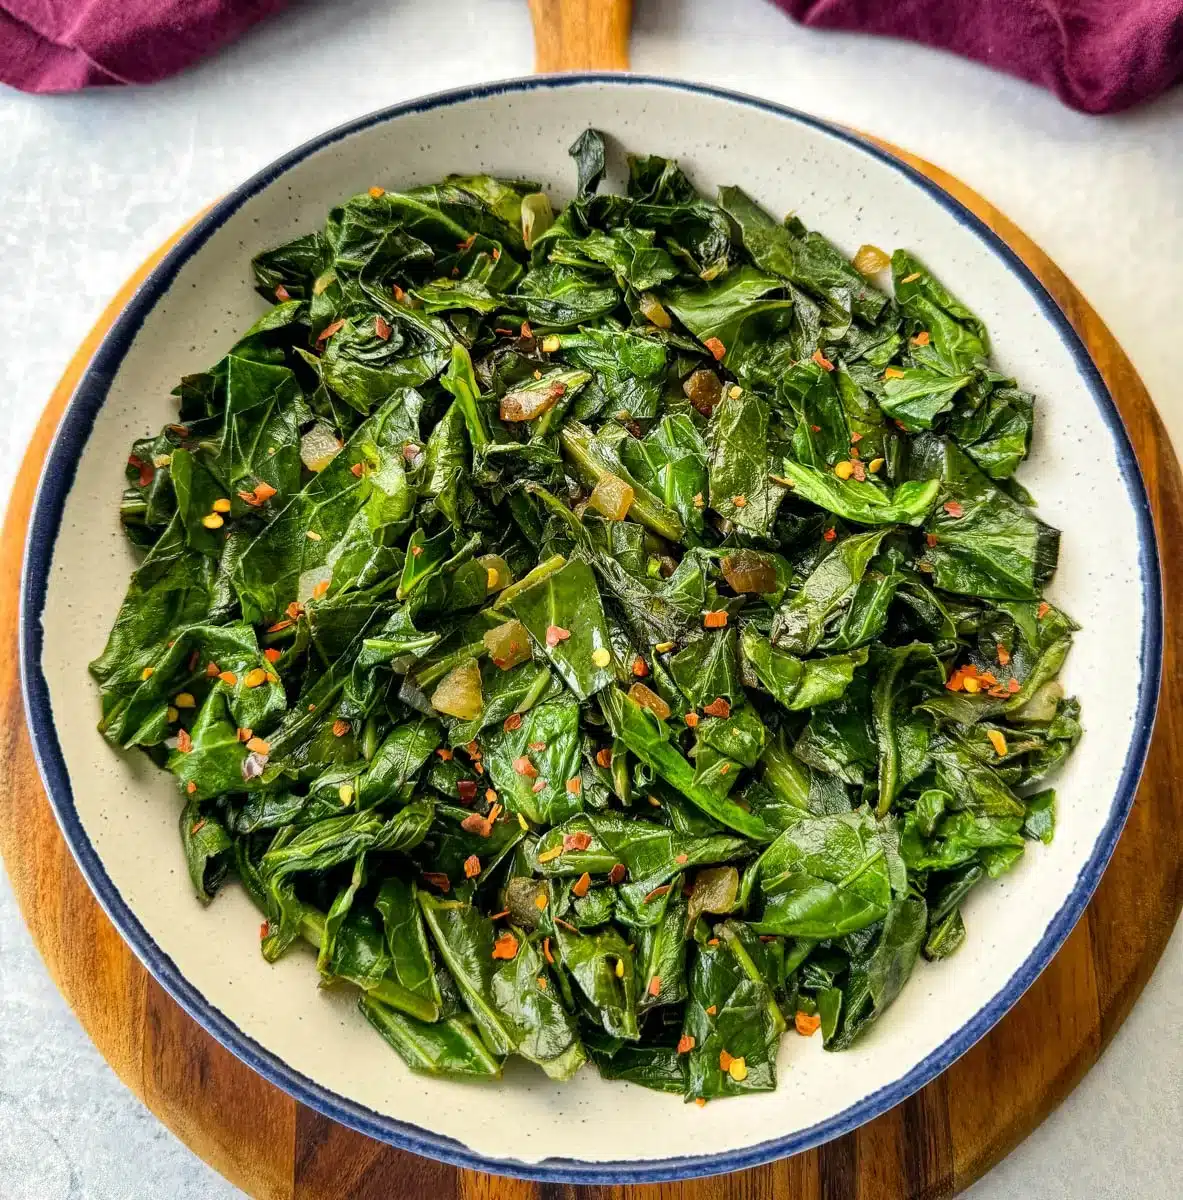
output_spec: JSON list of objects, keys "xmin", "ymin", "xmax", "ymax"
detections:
[
  {"xmin": 0, "ymin": 0, "xmax": 288, "ymax": 92},
  {"xmin": 775, "ymin": 0, "xmax": 1183, "ymax": 113}
]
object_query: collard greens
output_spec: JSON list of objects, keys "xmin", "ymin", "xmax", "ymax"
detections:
[{"xmin": 93, "ymin": 130, "xmax": 1081, "ymax": 1101}]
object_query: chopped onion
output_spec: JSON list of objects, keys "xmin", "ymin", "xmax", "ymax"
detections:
[
  {"xmin": 628, "ymin": 682, "xmax": 671, "ymax": 722},
  {"xmin": 500, "ymin": 383, "xmax": 562, "ymax": 423},
  {"xmin": 852, "ymin": 243, "xmax": 891, "ymax": 275},
  {"xmin": 478, "ymin": 553, "xmax": 512, "ymax": 593},
  {"xmin": 588, "ymin": 472, "xmax": 635, "ymax": 521},
  {"xmin": 1014, "ymin": 680, "xmax": 1064, "ymax": 723},
  {"xmin": 683, "ymin": 368, "xmax": 722, "ymax": 415},
  {"xmin": 521, "ymin": 192, "xmax": 554, "ymax": 251},
  {"xmin": 639, "ymin": 292, "xmax": 672, "ymax": 329},
  {"xmin": 721, "ymin": 550, "xmax": 778, "ymax": 594},
  {"xmin": 300, "ymin": 423, "xmax": 342, "ymax": 472},
  {"xmin": 482, "ymin": 619, "xmax": 532, "ymax": 671},
  {"xmin": 430, "ymin": 659, "xmax": 484, "ymax": 720}
]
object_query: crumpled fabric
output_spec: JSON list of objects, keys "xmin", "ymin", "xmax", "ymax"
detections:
[
  {"xmin": 773, "ymin": 0, "xmax": 1183, "ymax": 114},
  {"xmin": 0, "ymin": 0, "xmax": 289, "ymax": 93}
]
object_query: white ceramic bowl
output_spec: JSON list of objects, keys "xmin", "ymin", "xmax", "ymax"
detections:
[{"xmin": 22, "ymin": 76, "xmax": 1160, "ymax": 1184}]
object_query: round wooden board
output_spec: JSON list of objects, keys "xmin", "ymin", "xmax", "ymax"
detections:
[{"xmin": 2, "ymin": 138, "xmax": 1182, "ymax": 1200}]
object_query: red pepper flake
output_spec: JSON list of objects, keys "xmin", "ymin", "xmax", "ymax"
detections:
[
  {"xmin": 286, "ymin": 601, "xmax": 304, "ymax": 621},
  {"xmin": 648, "ymin": 975, "xmax": 662, "ymax": 997},
  {"xmin": 595, "ymin": 747, "xmax": 612, "ymax": 769},
  {"xmin": 528, "ymin": 741, "xmax": 547, "ymax": 752},
  {"xmin": 1037, "ymin": 601, "xmax": 1051, "ymax": 620},
  {"xmin": 128, "ymin": 454, "xmax": 155, "ymax": 488},
  {"xmin": 563, "ymin": 832, "xmax": 593, "ymax": 852},
  {"xmin": 703, "ymin": 336, "xmax": 726, "ymax": 361},
  {"xmin": 350, "ymin": 462, "xmax": 364, "ymax": 478},
  {"xmin": 491, "ymin": 933, "xmax": 519, "ymax": 961},
  {"xmin": 190, "ymin": 819, "xmax": 206, "ymax": 835},
  {"xmin": 675, "ymin": 853, "xmax": 688, "ymax": 865},
  {"xmin": 572, "ymin": 872, "xmax": 592, "ymax": 898},
  {"xmin": 850, "ymin": 431, "xmax": 863, "ymax": 444},
  {"xmin": 236, "ymin": 727, "xmax": 253, "ymax": 743},
  {"xmin": 531, "ymin": 779, "xmax": 547, "ymax": 794},
  {"xmin": 259, "ymin": 922, "xmax": 270, "ymax": 939},
  {"xmin": 312, "ymin": 579, "xmax": 330, "ymax": 601},
  {"xmin": 911, "ymin": 330, "xmax": 931, "ymax": 346},
  {"xmin": 460, "ymin": 813, "xmax": 493, "ymax": 837},
  {"xmin": 457, "ymin": 779, "xmax": 478, "ymax": 804},
  {"xmin": 884, "ymin": 366, "xmax": 905, "ymax": 380},
  {"xmin": 926, "ymin": 533, "xmax": 939, "ymax": 548},
  {"xmin": 945, "ymin": 663, "xmax": 979, "ymax": 692},
  {"xmin": 489, "ymin": 910, "xmax": 510, "ymax": 921},
  {"xmin": 1007, "ymin": 678, "xmax": 1022, "ymax": 694},
  {"xmin": 719, "ymin": 1049, "xmax": 735, "ymax": 1072},
  {"xmin": 608, "ymin": 863, "xmax": 627, "ymax": 885},
  {"xmin": 703, "ymin": 610, "xmax": 728, "ymax": 630},
  {"xmin": 978, "ymin": 672, "xmax": 998, "ymax": 686},
  {"xmin": 374, "ymin": 315, "xmax": 392, "ymax": 341},
  {"xmin": 943, "ymin": 500, "xmax": 964, "ymax": 518},
  {"xmin": 707, "ymin": 938, "xmax": 720, "ymax": 946},
  {"xmin": 811, "ymin": 348, "xmax": 835, "ymax": 372},
  {"xmin": 684, "ymin": 711, "xmax": 699, "ymax": 728},
  {"xmin": 703, "ymin": 697, "xmax": 731, "ymax": 719},
  {"xmin": 851, "ymin": 460, "xmax": 867, "ymax": 482},
  {"xmin": 176, "ymin": 728, "xmax": 192, "ymax": 753},
  {"xmin": 632, "ymin": 656, "xmax": 649, "ymax": 678},
  {"xmin": 463, "ymin": 854, "xmax": 481, "ymax": 879},
  {"xmin": 187, "ymin": 648, "xmax": 200, "ymax": 672},
  {"xmin": 695, "ymin": 1098, "xmax": 707, "ymax": 1108},
  {"xmin": 368, "ymin": 185, "xmax": 386, "ymax": 198},
  {"xmin": 186, "ymin": 781, "xmax": 197, "ymax": 795},
  {"xmin": 520, "ymin": 320, "xmax": 533, "ymax": 339},
  {"xmin": 485, "ymin": 788, "xmax": 498, "ymax": 805},
  {"xmin": 678, "ymin": 1035, "xmax": 695, "ymax": 1054},
  {"xmin": 457, "ymin": 233, "xmax": 478, "ymax": 252},
  {"xmin": 332, "ymin": 718, "xmax": 350, "ymax": 737},
  {"xmin": 795, "ymin": 1011, "xmax": 822, "ymax": 1037},
  {"xmin": 566, "ymin": 776, "xmax": 582, "ymax": 795},
  {"xmin": 705, "ymin": 1004, "xmax": 717, "ymax": 1016},
  {"xmin": 437, "ymin": 747, "xmax": 453, "ymax": 761},
  {"xmin": 423, "ymin": 872, "xmax": 451, "ymax": 892},
  {"xmin": 732, "ymin": 495, "xmax": 748, "ymax": 508},
  {"xmin": 720, "ymin": 764, "xmax": 730, "ymax": 775},
  {"xmin": 274, "ymin": 284, "xmax": 291, "ymax": 302},
  {"xmin": 543, "ymin": 937, "xmax": 554, "ymax": 964},
  {"xmin": 392, "ymin": 285, "xmax": 405, "ymax": 302},
  {"xmin": 266, "ymin": 619, "xmax": 292, "ymax": 633},
  {"xmin": 218, "ymin": 670, "xmax": 237, "ymax": 686},
  {"xmin": 996, "ymin": 644, "xmax": 1011, "ymax": 666},
  {"xmin": 264, "ymin": 648, "xmax": 282, "ymax": 664},
  {"xmin": 316, "ymin": 318, "xmax": 346, "ymax": 345},
  {"xmin": 643, "ymin": 884, "xmax": 671, "ymax": 904},
  {"xmin": 823, "ymin": 527, "xmax": 837, "ymax": 542},
  {"xmin": 513, "ymin": 755, "xmax": 539, "ymax": 778},
  {"xmin": 246, "ymin": 736, "xmax": 271, "ymax": 755},
  {"xmin": 545, "ymin": 624, "xmax": 571, "ymax": 647}
]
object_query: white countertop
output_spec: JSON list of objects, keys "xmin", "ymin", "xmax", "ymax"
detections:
[{"xmin": 1, "ymin": 0, "xmax": 1180, "ymax": 1195}]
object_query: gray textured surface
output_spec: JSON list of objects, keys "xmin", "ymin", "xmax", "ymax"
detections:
[{"xmin": 0, "ymin": 0, "xmax": 1180, "ymax": 1195}]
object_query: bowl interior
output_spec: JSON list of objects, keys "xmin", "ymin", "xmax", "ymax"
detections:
[{"xmin": 27, "ymin": 78, "xmax": 1154, "ymax": 1179}]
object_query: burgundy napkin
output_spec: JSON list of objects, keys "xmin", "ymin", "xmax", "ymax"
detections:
[
  {"xmin": 774, "ymin": 0, "xmax": 1183, "ymax": 113},
  {"xmin": 0, "ymin": 0, "xmax": 289, "ymax": 92}
]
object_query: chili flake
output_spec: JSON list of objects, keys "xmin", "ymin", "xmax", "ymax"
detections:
[
  {"xmin": 491, "ymin": 933, "xmax": 519, "ymax": 961},
  {"xmin": 595, "ymin": 748, "xmax": 612, "ymax": 769},
  {"xmin": 823, "ymin": 527, "xmax": 837, "ymax": 542},
  {"xmin": 1037, "ymin": 601, "xmax": 1051, "ymax": 619},
  {"xmin": 563, "ymin": 831, "xmax": 592, "ymax": 852},
  {"xmin": 811, "ymin": 348, "xmax": 834, "ymax": 371},
  {"xmin": 566, "ymin": 777, "xmax": 582, "ymax": 795},
  {"xmin": 537, "ymin": 845, "xmax": 564, "ymax": 864},
  {"xmin": 703, "ymin": 336, "xmax": 726, "ymax": 360},
  {"xmin": 245, "ymin": 737, "xmax": 270, "ymax": 755},
  {"xmin": 332, "ymin": 718, "xmax": 350, "ymax": 737},
  {"xmin": 631, "ymin": 656, "xmax": 649, "ymax": 678},
  {"xmin": 684, "ymin": 712, "xmax": 699, "ymax": 728},
  {"xmin": 423, "ymin": 872, "xmax": 451, "ymax": 892},
  {"xmin": 463, "ymin": 854, "xmax": 482, "ymax": 879},
  {"xmin": 608, "ymin": 863, "xmax": 626, "ymax": 884},
  {"xmin": 543, "ymin": 938, "xmax": 554, "ymax": 964},
  {"xmin": 997, "ymin": 644, "xmax": 1011, "ymax": 666},
  {"xmin": 503, "ymin": 713, "xmax": 523, "ymax": 732},
  {"xmin": 176, "ymin": 728, "xmax": 192, "ymax": 753},
  {"xmin": 545, "ymin": 624, "xmax": 571, "ymax": 647},
  {"xmin": 943, "ymin": 500, "xmax": 964, "ymax": 518},
  {"xmin": 795, "ymin": 1011, "xmax": 822, "ymax": 1036},
  {"xmin": 884, "ymin": 366, "xmax": 905, "ymax": 380},
  {"xmin": 264, "ymin": 648, "xmax": 282, "ymax": 664},
  {"xmin": 460, "ymin": 813, "xmax": 493, "ymax": 837},
  {"xmin": 648, "ymin": 976, "xmax": 662, "ymax": 997},
  {"xmin": 513, "ymin": 755, "xmax": 539, "ymax": 778},
  {"xmin": 703, "ymin": 610, "xmax": 728, "ymax": 629},
  {"xmin": 677, "ymin": 1035, "xmax": 695, "ymax": 1054},
  {"xmin": 186, "ymin": 781, "xmax": 197, "ymax": 794},
  {"xmin": 643, "ymin": 884, "xmax": 671, "ymax": 904},
  {"xmin": 706, "ymin": 1005, "xmax": 717, "ymax": 1016},
  {"xmin": 572, "ymin": 872, "xmax": 592, "ymax": 898},
  {"xmin": 274, "ymin": 285, "xmax": 291, "ymax": 302},
  {"xmin": 912, "ymin": 330, "xmax": 931, "ymax": 346},
  {"xmin": 703, "ymin": 697, "xmax": 731, "ymax": 719},
  {"xmin": 218, "ymin": 670, "xmax": 237, "ymax": 686}
]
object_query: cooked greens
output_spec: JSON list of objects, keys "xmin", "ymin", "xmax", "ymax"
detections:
[{"xmin": 93, "ymin": 130, "xmax": 1080, "ymax": 1101}]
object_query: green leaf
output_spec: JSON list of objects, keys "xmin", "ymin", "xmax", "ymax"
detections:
[
  {"xmin": 741, "ymin": 626, "xmax": 868, "ymax": 711},
  {"xmin": 708, "ymin": 388, "xmax": 787, "ymax": 536},
  {"xmin": 780, "ymin": 459, "xmax": 939, "ymax": 526}
]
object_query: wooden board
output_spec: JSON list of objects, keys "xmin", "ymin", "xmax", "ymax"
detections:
[{"xmin": 3, "ymin": 61, "xmax": 1183, "ymax": 1200}]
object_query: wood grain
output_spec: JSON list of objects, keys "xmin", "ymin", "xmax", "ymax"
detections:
[
  {"xmin": 1, "ymin": 145, "xmax": 1180, "ymax": 1200},
  {"xmin": 528, "ymin": 0, "xmax": 632, "ymax": 72}
]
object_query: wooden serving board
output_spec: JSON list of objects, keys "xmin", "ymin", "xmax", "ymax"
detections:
[{"xmin": 4, "ymin": 16, "xmax": 1183, "ymax": 1200}]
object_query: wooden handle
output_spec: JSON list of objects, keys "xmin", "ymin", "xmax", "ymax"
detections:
[{"xmin": 529, "ymin": 0, "xmax": 632, "ymax": 71}]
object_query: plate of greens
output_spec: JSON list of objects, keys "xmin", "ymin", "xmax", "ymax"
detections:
[{"xmin": 23, "ymin": 77, "xmax": 1159, "ymax": 1182}]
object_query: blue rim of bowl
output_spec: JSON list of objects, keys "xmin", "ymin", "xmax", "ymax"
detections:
[{"xmin": 19, "ymin": 74, "xmax": 1162, "ymax": 1184}]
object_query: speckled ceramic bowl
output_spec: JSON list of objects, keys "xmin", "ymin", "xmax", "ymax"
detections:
[{"xmin": 21, "ymin": 76, "xmax": 1161, "ymax": 1183}]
